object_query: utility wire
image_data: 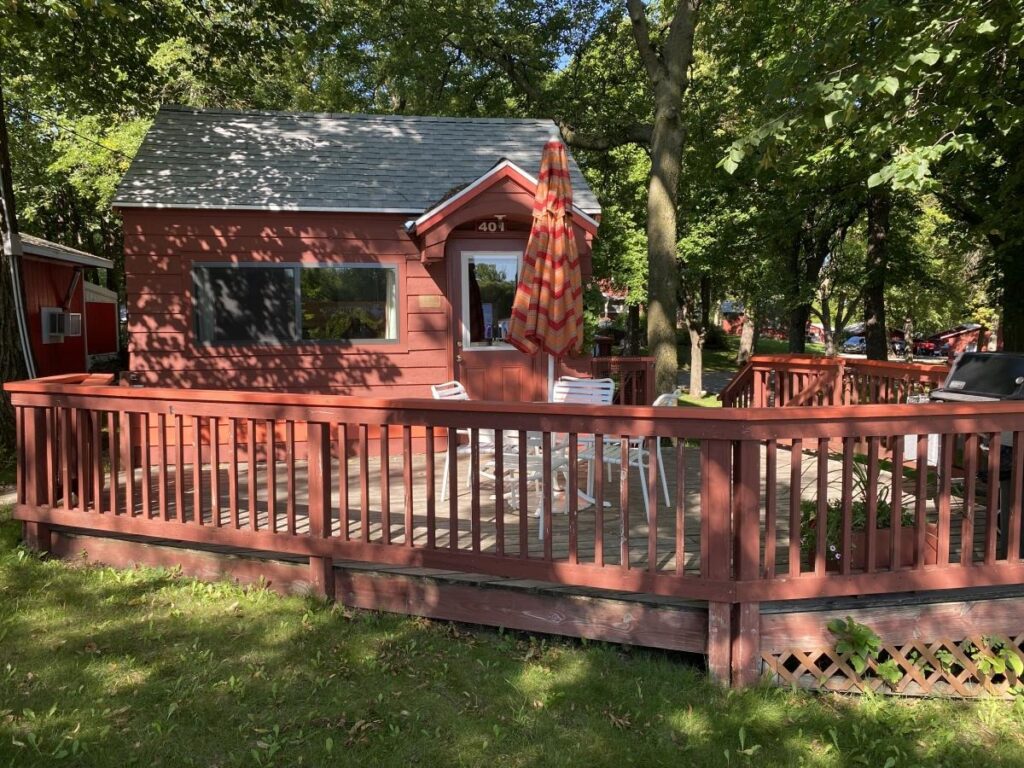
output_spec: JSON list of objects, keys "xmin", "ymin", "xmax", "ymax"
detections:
[{"xmin": 8, "ymin": 100, "xmax": 136, "ymax": 161}]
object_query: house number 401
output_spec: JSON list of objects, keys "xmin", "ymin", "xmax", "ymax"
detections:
[{"xmin": 477, "ymin": 216, "xmax": 506, "ymax": 232}]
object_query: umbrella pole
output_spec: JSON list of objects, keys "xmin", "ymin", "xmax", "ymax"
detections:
[{"xmin": 548, "ymin": 355, "xmax": 555, "ymax": 401}]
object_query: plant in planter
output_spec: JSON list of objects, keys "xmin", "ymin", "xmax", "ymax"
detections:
[{"xmin": 801, "ymin": 459, "xmax": 938, "ymax": 570}]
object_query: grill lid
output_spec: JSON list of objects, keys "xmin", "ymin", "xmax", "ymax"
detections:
[{"xmin": 934, "ymin": 352, "xmax": 1024, "ymax": 400}]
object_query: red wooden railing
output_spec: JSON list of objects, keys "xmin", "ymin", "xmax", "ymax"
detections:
[
  {"xmin": 7, "ymin": 370, "xmax": 1024, "ymax": 686},
  {"xmin": 590, "ymin": 356, "xmax": 655, "ymax": 406},
  {"xmin": 720, "ymin": 355, "xmax": 948, "ymax": 407}
]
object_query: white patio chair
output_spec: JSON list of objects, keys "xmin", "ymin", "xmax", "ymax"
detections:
[
  {"xmin": 579, "ymin": 389, "xmax": 680, "ymax": 521},
  {"xmin": 431, "ymin": 381, "xmax": 496, "ymax": 501}
]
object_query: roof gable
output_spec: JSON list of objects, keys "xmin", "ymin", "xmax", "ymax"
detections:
[{"xmin": 114, "ymin": 106, "xmax": 601, "ymax": 217}]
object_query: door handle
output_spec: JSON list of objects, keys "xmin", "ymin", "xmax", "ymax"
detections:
[{"xmin": 456, "ymin": 355, "xmax": 463, "ymax": 363}]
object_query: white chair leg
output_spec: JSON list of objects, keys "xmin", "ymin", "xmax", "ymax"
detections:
[
  {"xmin": 657, "ymin": 440, "xmax": 670, "ymax": 506},
  {"xmin": 635, "ymin": 454, "xmax": 651, "ymax": 523},
  {"xmin": 441, "ymin": 449, "xmax": 451, "ymax": 502}
]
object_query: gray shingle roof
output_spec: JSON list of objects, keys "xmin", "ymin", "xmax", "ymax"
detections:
[
  {"xmin": 114, "ymin": 106, "xmax": 600, "ymax": 215},
  {"xmin": 21, "ymin": 234, "xmax": 112, "ymax": 269}
]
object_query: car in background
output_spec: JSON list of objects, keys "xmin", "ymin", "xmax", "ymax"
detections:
[
  {"xmin": 842, "ymin": 335, "xmax": 866, "ymax": 354},
  {"xmin": 890, "ymin": 338, "xmax": 908, "ymax": 357},
  {"xmin": 913, "ymin": 339, "xmax": 951, "ymax": 358}
]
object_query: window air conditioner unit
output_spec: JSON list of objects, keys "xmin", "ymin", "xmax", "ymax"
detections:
[
  {"xmin": 41, "ymin": 307, "xmax": 66, "ymax": 344},
  {"xmin": 65, "ymin": 312, "xmax": 83, "ymax": 337}
]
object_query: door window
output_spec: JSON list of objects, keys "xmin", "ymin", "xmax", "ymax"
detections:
[{"xmin": 462, "ymin": 253, "xmax": 520, "ymax": 348}]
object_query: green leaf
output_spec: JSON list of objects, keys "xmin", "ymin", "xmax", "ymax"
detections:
[
  {"xmin": 719, "ymin": 156, "xmax": 740, "ymax": 175},
  {"xmin": 880, "ymin": 76, "xmax": 899, "ymax": 96},
  {"xmin": 1006, "ymin": 653, "xmax": 1024, "ymax": 677},
  {"xmin": 867, "ymin": 170, "xmax": 887, "ymax": 188},
  {"xmin": 977, "ymin": 19, "xmax": 998, "ymax": 34},
  {"xmin": 912, "ymin": 47, "xmax": 941, "ymax": 66},
  {"xmin": 824, "ymin": 111, "xmax": 840, "ymax": 129}
]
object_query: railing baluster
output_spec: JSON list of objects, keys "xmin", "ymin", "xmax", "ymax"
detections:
[
  {"xmin": 568, "ymin": 433, "xmax": 578, "ymax": 565},
  {"xmin": 814, "ymin": 437, "xmax": 828, "ymax": 576},
  {"xmin": 47, "ymin": 408, "xmax": 57, "ymax": 507},
  {"xmin": 403, "ymin": 426, "xmax": 413, "ymax": 547},
  {"xmin": 337, "ymin": 423, "xmax": 350, "ymax": 541},
  {"xmin": 470, "ymin": 427, "xmax": 480, "ymax": 553},
  {"xmin": 14, "ymin": 406, "xmax": 24, "ymax": 506},
  {"xmin": 446, "ymin": 427, "xmax": 457, "ymax": 551},
  {"xmin": 266, "ymin": 419, "xmax": 276, "ymax": 533},
  {"xmin": 360, "ymin": 424, "xmax": 370, "ymax": 543},
  {"xmin": 764, "ymin": 439, "xmax": 777, "ymax": 579},
  {"xmin": 961, "ymin": 433, "xmax": 977, "ymax": 567},
  {"xmin": 619, "ymin": 435, "xmax": 629, "ymax": 570},
  {"xmin": 380, "ymin": 424, "xmax": 391, "ymax": 545},
  {"xmin": 518, "ymin": 430, "xmax": 528, "ymax": 558},
  {"xmin": 59, "ymin": 406, "xmax": 71, "ymax": 509},
  {"xmin": 286, "ymin": 421, "xmax": 296, "ymax": 535},
  {"xmin": 92, "ymin": 411, "xmax": 103, "ymax": 514},
  {"xmin": 228, "ymin": 418, "xmax": 239, "ymax": 528},
  {"xmin": 542, "ymin": 431, "xmax": 553, "ymax": 560},
  {"xmin": 192, "ymin": 416, "xmax": 203, "ymax": 525},
  {"xmin": 594, "ymin": 436, "xmax": 604, "ymax": 568},
  {"xmin": 788, "ymin": 438, "xmax": 802, "ymax": 577},
  {"xmin": 646, "ymin": 435, "xmax": 658, "ymax": 573},
  {"xmin": 936, "ymin": 432, "xmax": 953, "ymax": 565},
  {"xmin": 985, "ymin": 431, "xmax": 1000, "ymax": 564},
  {"xmin": 247, "ymin": 418, "xmax": 257, "ymax": 530},
  {"xmin": 173, "ymin": 414, "xmax": 183, "ymax": 523},
  {"xmin": 891, "ymin": 435, "xmax": 904, "ymax": 569},
  {"xmin": 494, "ymin": 428, "xmax": 504, "ymax": 557},
  {"xmin": 1009, "ymin": 432, "xmax": 1023, "ymax": 563},
  {"xmin": 210, "ymin": 416, "xmax": 220, "ymax": 527},
  {"xmin": 865, "ymin": 436, "xmax": 879, "ymax": 572},
  {"xmin": 157, "ymin": 413, "xmax": 168, "ymax": 520},
  {"xmin": 139, "ymin": 412, "xmax": 150, "ymax": 517},
  {"xmin": 121, "ymin": 411, "xmax": 134, "ymax": 516},
  {"xmin": 76, "ymin": 408, "xmax": 88, "ymax": 512},
  {"xmin": 425, "ymin": 426, "xmax": 435, "ymax": 549},
  {"xmin": 915, "ymin": 433, "xmax": 929, "ymax": 568}
]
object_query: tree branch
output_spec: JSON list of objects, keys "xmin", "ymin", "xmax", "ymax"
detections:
[
  {"xmin": 663, "ymin": 0, "xmax": 701, "ymax": 85},
  {"xmin": 625, "ymin": 0, "xmax": 665, "ymax": 85},
  {"xmin": 558, "ymin": 120, "xmax": 653, "ymax": 151}
]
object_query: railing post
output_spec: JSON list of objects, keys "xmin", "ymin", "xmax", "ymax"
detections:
[
  {"xmin": 703, "ymin": 439, "xmax": 733, "ymax": 684},
  {"xmin": 22, "ymin": 406, "xmax": 52, "ymax": 553},
  {"xmin": 731, "ymin": 439, "xmax": 761, "ymax": 687},
  {"xmin": 307, "ymin": 421, "xmax": 334, "ymax": 600}
]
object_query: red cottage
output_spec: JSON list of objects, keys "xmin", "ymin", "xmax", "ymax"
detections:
[
  {"xmin": 114, "ymin": 107, "xmax": 601, "ymax": 402},
  {"xmin": 18, "ymin": 235, "xmax": 116, "ymax": 377}
]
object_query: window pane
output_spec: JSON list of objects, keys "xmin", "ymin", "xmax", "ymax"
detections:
[
  {"xmin": 194, "ymin": 266, "xmax": 297, "ymax": 343},
  {"xmin": 467, "ymin": 256, "xmax": 518, "ymax": 347},
  {"xmin": 300, "ymin": 266, "xmax": 397, "ymax": 341}
]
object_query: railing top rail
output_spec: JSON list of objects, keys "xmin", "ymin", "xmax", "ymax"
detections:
[
  {"xmin": 745, "ymin": 353, "xmax": 948, "ymax": 378},
  {"xmin": 8, "ymin": 376, "xmax": 1024, "ymax": 441}
]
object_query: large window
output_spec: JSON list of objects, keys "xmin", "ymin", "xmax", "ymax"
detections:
[
  {"xmin": 463, "ymin": 253, "xmax": 519, "ymax": 348},
  {"xmin": 193, "ymin": 264, "xmax": 398, "ymax": 345}
]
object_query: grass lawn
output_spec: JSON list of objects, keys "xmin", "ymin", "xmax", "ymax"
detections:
[
  {"xmin": 1, "ymin": 512, "xmax": 1023, "ymax": 767},
  {"xmin": 696, "ymin": 336, "xmax": 827, "ymax": 373}
]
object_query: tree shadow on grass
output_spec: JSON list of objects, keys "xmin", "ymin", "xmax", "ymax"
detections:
[{"xmin": 1, "ymin": 545, "xmax": 1023, "ymax": 768}]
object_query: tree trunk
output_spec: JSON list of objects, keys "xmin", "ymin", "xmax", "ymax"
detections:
[
  {"xmin": 626, "ymin": 0, "xmax": 698, "ymax": 395},
  {"xmin": 863, "ymin": 186, "xmax": 891, "ymax": 360},
  {"xmin": 737, "ymin": 308, "xmax": 755, "ymax": 365},
  {"xmin": 625, "ymin": 303, "xmax": 641, "ymax": 355},
  {"xmin": 0, "ymin": 79, "xmax": 29, "ymax": 462},
  {"xmin": 688, "ymin": 326, "xmax": 704, "ymax": 395},
  {"xmin": 999, "ymin": 243, "xmax": 1024, "ymax": 352},
  {"xmin": 788, "ymin": 304, "xmax": 810, "ymax": 353}
]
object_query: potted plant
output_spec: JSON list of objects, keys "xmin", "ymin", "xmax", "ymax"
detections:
[{"xmin": 801, "ymin": 460, "xmax": 938, "ymax": 571}]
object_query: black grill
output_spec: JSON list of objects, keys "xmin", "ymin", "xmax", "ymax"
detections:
[{"xmin": 929, "ymin": 352, "xmax": 1024, "ymax": 403}]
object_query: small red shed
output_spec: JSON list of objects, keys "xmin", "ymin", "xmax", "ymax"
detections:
[
  {"xmin": 114, "ymin": 106, "xmax": 601, "ymax": 402},
  {"xmin": 18, "ymin": 234, "xmax": 115, "ymax": 377}
]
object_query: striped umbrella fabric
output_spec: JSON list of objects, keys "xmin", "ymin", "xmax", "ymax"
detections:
[{"xmin": 506, "ymin": 140, "xmax": 584, "ymax": 359}]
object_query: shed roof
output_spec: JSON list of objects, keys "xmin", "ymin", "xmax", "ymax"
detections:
[
  {"xmin": 114, "ymin": 106, "xmax": 600, "ymax": 216},
  {"xmin": 21, "ymin": 234, "xmax": 113, "ymax": 270}
]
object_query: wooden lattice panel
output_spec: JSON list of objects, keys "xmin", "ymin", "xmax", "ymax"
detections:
[{"xmin": 763, "ymin": 634, "xmax": 1024, "ymax": 698}]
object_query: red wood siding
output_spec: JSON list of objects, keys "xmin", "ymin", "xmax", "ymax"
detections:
[
  {"xmin": 21, "ymin": 256, "xmax": 85, "ymax": 376},
  {"xmin": 123, "ymin": 209, "xmax": 452, "ymax": 396},
  {"xmin": 123, "ymin": 193, "xmax": 594, "ymax": 398},
  {"xmin": 85, "ymin": 301, "xmax": 118, "ymax": 355}
]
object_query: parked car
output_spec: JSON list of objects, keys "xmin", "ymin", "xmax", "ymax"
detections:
[
  {"xmin": 842, "ymin": 335, "xmax": 866, "ymax": 354},
  {"xmin": 889, "ymin": 338, "xmax": 907, "ymax": 357},
  {"xmin": 913, "ymin": 339, "xmax": 951, "ymax": 358}
]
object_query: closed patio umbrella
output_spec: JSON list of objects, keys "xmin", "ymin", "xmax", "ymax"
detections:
[{"xmin": 507, "ymin": 139, "xmax": 584, "ymax": 398}]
